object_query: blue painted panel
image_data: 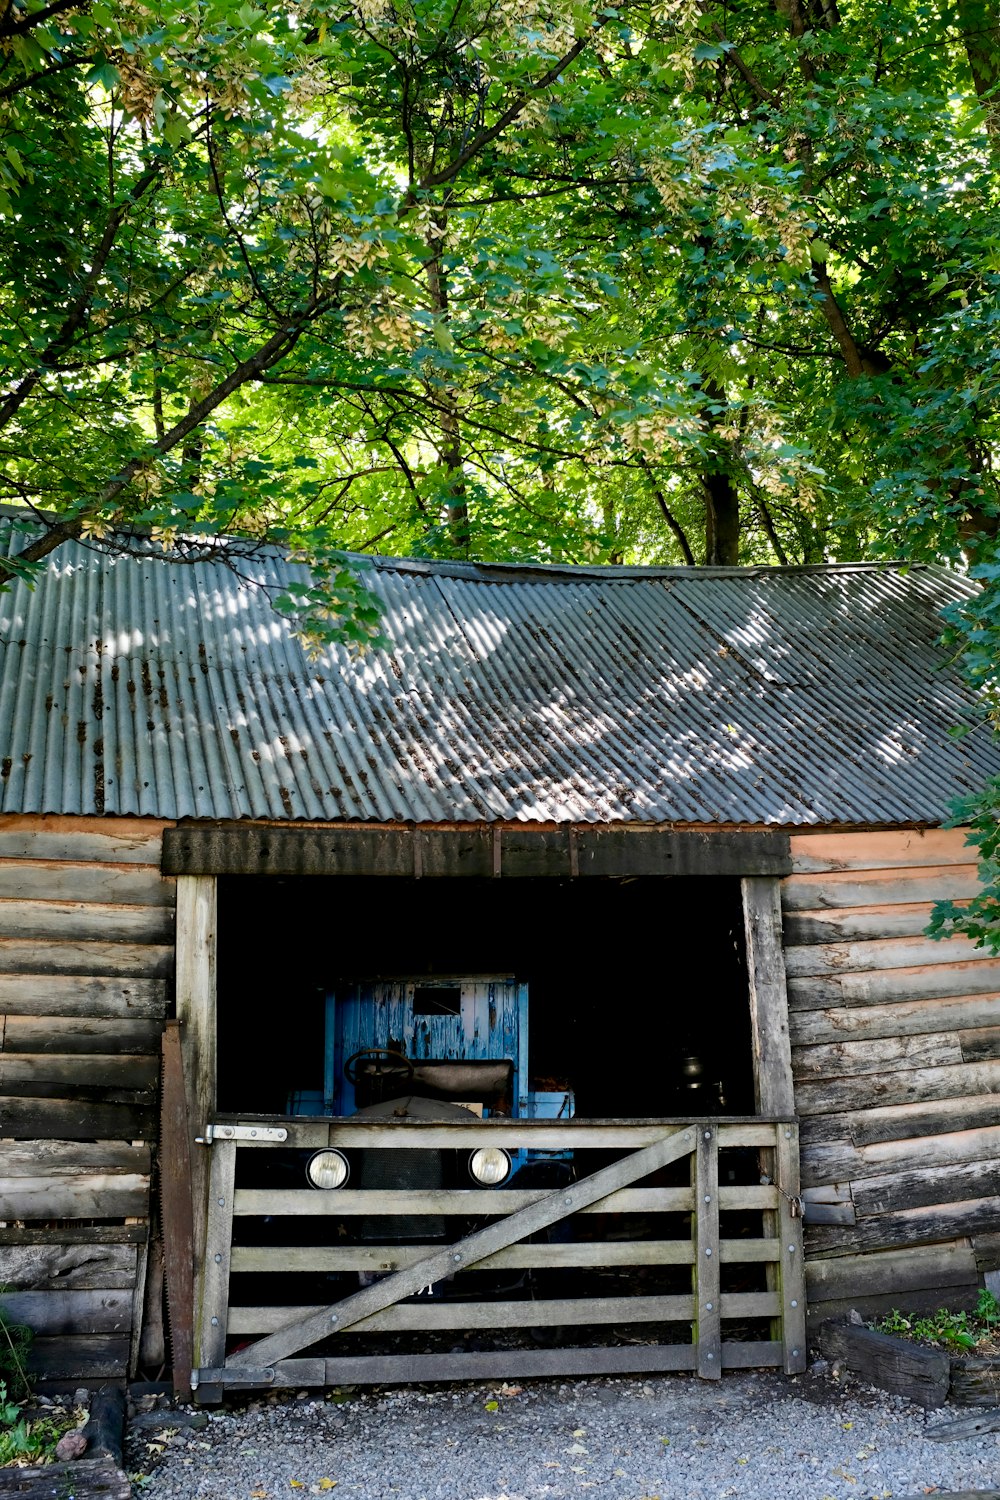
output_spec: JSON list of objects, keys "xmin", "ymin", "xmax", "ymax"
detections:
[{"xmin": 324, "ymin": 976, "xmax": 527, "ymax": 1115}]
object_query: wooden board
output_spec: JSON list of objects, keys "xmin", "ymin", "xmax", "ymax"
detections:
[
  {"xmin": 26, "ymin": 1334, "xmax": 131, "ymax": 1379},
  {"xmin": 742, "ymin": 878, "xmax": 795, "ymax": 1116},
  {"xmin": 0, "ymin": 1289, "xmax": 133, "ymax": 1335},
  {"xmin": 0, "ymin": 1053, "xmax": 159, "ymax": 1089},
  {"xmin": 221, "ymin": 1117, "xmax": 780, "ymax": 1150},
  {"xmin": 787, "ymin": 959, "xmax": 1000, "ymax": 1010},
  {"xmin": 0, "ymin": 815, "xmax": 168, "ymax": 863},
  {"xmin": 0, "ymin": 1243, "xmax": 139, "ymax": 1291},
  {"xmin": 789, "ymin": 992, "xmax": 1000, "ymax": 1048},
  {"xmin": 785, "ymin": 932, "xmax": 983, "ymax": 979},
  {"xmin": 819, "ymin": 1320, "xmax": 950, "ymax": 1409},
  {"xmin": 0, "ymin": 898, "xmax": 174, "ymax": 943},
  {"xmin": 0, "ymin": 860, "xmax": 173, "ymax": 905},
  {"xmin": 0, "ymin": 973, "xmax": 167, "ymax": 1018},
  {"xmin": 802, "ymin": 1122, "xmax": 1000, "ymax": 1189},
  {"xmin": 793, "ymin": 1031, "xmax": 962, "ymax": 1081},
  {"xmin": 1, "ymin": 1015, "xmax": 164, "ymax": 1054},
  {"xmin": 227, "ymin": 1293, "xmax": 705, "ymax": 1335},
  {"xmin": 782, "ymin": 864, "xmax": 982, "ymax": 911},
  {"xmin": 0, "ymin": 1095, "xmax": 157, "ymax": 1138},
  {"xmin": 0, "ymin": 1460, "xmax": 131, "ymax": 1498},
  {"xmin": 0, "ymin": 1142, "xmax": 150, "ymax": 1174},
  {"xmin": 789, "ymin": 829, "xmax": 976, "ymax": 874},
  {"xmin": 805, "ymin": 1242, "xmax": 978, "ymax": 1302},
  {"xmin": 0, "ymin": 1174, "xmax": 149, "ymax": 1219},
  {"xmin": 795, "ymin": 1058, "xmax": 1000, "ymax": 1116},
  {"xmin": 806, "ymin": 1197, "xmax": 1000, "ymax": 1257},
  {"xmin": 0, "ymin": 937, "xmax": 173, "ymax": 977},
  {"xmin": 852, "ymin": 1159, "xmax": 1000, "ymax": 1219},
  {"xmin": 784, "ymin": 901, "xmax": 969, "ymax": 946}
]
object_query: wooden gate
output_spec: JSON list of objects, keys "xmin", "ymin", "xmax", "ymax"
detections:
[{"xmin": 191, "ymin": 1116, "xmax": 805, "ymax": 1397}]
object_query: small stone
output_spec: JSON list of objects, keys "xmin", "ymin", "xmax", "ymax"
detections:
[
  {"xmin": 73, "ymin": 1388, "xmax": 91, "ymax": 1410},
  {"xmin": 848, "ymin": 1308, "xmax": 863, "ymax": 1325},
  {"xmin": 55, "ymin": 1430, "xmax": 88, "ymax": 1462},
  {"xmin": 810, "ymin": 1359, "xmax": 830, "ymax": 1376}
]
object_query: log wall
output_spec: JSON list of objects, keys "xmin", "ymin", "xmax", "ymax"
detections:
[
  {"xmin": 787, "ymin": 828, "xmax": 998, "ymax": 1327},
  {"xmin": 0, "ymin": 816, "xmax": 174, "ymax": 1384}
]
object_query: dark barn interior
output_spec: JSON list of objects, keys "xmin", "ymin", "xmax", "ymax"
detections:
[{"xmin": 216, "ymin": 874, "xmax": 754, "ymax": 1118}]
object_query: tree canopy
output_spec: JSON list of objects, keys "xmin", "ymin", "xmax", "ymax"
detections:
[{"xmin": 3, "ymin": 0, "xmax": 1000, "ymax": 910}]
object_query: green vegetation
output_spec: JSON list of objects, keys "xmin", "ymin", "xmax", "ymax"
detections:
[
  {"xmin": 875, "ymin": 1289, "xmax": 1000, "ymax": 1353},
  {"xmin": 0, "ymin": 1382, "xmax": 77, "ymax": 1469},
  {"xmin": 3, "ymin": 0, "xmax": 1000, "ymax": 906}
]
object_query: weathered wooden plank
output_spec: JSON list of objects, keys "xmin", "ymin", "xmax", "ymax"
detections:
[
  {"xmin": 205, "ymin": 1341, "xmax": 784, "ymax": 1391},
  {"xmin": 789, "ymin": 829, "xmax": 976, "ymax": 874},
  {"xmin": 0, "ymin": 861, "xmax": 174, "ymax": 905},
  {"xmin": 232, "ymin": 1185, "xmax": 696, "ymax": 1215},
  {"xmin": 0, "ymin": 1174, "xmax": 149, "ymax": 1219},
  {"xmin": 0, "ymin": 1288, "xmax": 133, "ymax": 1334},
  {"xmin": 0, "ymin": 1142, "xmax": 150, "ymax": 1174},
  {"xmin": 0, "ymin": 973, "xmax": 167, "ymax": 1019},
  {"xmin": 0, "ymin": 1460, "xmax": 131, "ymax": 1498},
  {"xmin": 742, "ymin": 878, "xmax": 794, "ymax": 1115},
  {"xmin": 795, "ymin": 1059, "xmax": 1000, "ymax": 1116},
  {"xmin": 808, "ymin": 1284, "xmax": 981, "ymax": 1331},
  {"xmin": 802, "ymin": 1123, "xmax": 1000, "ymax": 1189},
  {"xmin": 805, "ymin": 1242, "xmax": 978, "ymax": 1301},
  {"xmin": 164, "ymin": 825, "xmax": 791, "ymax": 879},
  {"xmin": 231, "ymin": 1182, "xmax": 775, "ymax": 1216},
  {"xmin": 819, "ymin": 1320, "xmax": 950, "ymax": 1409},
  {"xmin": 782, "ymin": 864, "xmax": 982, "ymax": 912},
  {"xmin": 218, "ymin": 1117, "xmax": 780, "ymax": 1151},
  {"xmin": 0, "ymin": 938, "xmax": 174, "ymax": 978},
  {"xmin": 693, "ymin": 1123, "xmax": 721, "ymax": 1379},
  {"xmin": 774, "ymin": 1123, "xmax": 807, "ymax": 1374},
  {"xmin": 793, "ymin": 1031, "xmax": 962, "ymax": 1081},
  {"xmin": 806, "ymin": 1197, "xmax": 1000, "ymax": 1256},
  {"xmin": 786, "ymin": 933, "xmax": 983, "ymax": 979},
  {"xmin": 926, "ymin": 1407, "xmax": 1000, "ymax": 1438},
  {"xmin": 852, "ymin": 1159, "xmax": 1000, "ymax": 1218},
  {"xmin": 230, "ymin": 1240, "xmax": 700, "ymax": 1273},
  {"xmin": 0, "ymin": 898, "xmax": 174, "ymax": 944},
  {"xmin": 787, "ymin": 960, "xmax": 1000, "ymax": 1010},
  {"xmin": 1, "ymin": 1017, "xmax": 163, "ymax": 1056},
  {"xmin": 949, "ymin": 1358, "xmax": 1000, "ymax": 1408},
  {"xmin": 228, "ymin": 1293, "xmax": 699, "ymax": 1335},
  {"xmin": 0, "ymin": 818, "xmax": 167, "ymax": 865},
  {"xmin": 828, "ymin": 1095, "xmax": 1000, "ymax": 1148},
  {"xmin": 785, "ymin": 901, "xmax": 969, "ymax": 947},
  {"xmin": 0, "ymin": 1053, "xmax": 159, "ymax": 1089},
  {"xmin": 0, "ymin": 1225, "xmax": 147, "ymax": 1246},
  {"xmin": 0, "ymin": 1243, "xmax": 138, "ymax": 1291},
  {"xmin": 789, "ymin": 993, "xmax": 1000, "ymax": 1048},
  {"xmin": 0, "ymin": 1095, "xmax": 157, "ymax": 1138},
  {"xmin": 26, "ymin": 1334, "xmax": 130, "ymax": 1380},
  {"xmin": 198, "ymin": 1140, "xmax": 236, "ymax": 1370},
  {"xmin": 230, "ymin": 1125, "xmax": 700, "ymax": 1369},
  {"xmin": 961, "ymin": 1026, "xmax": 1000, "ymax": 1061}
]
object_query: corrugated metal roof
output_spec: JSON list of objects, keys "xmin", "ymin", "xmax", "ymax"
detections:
[{"xmin": 0, "ymin": 525, "xmax": 996, "ymax": 825}]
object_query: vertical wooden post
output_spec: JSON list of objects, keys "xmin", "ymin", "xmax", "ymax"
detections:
[
  {"xmin": 175, "ymin": 875, "xmax": 218, "ymax": 1344},
  {"xmin": 198, "ymin": 1139, "xmax": 237, "ymax": 1371},
  {"xmin": 741, "ymin": 877, "xmax": 794, "ymax": 1116},
  {"xmin": 693, "ymin": 1124, "xmax": 721, "ymax": 1379},
  {"xmin": 775, "ymin": 1122, "xmax": 807, "ymax": 1374}
]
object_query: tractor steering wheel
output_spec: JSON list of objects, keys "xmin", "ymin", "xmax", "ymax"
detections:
[{"xmin": 343, "ymin": 1047, "xmax": 415, "ymax": 1086}]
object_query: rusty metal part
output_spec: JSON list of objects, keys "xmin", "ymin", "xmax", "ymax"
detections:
[{"xmin": 160, "ymin": 1019, "xmax": 195, "ymax": 1400}]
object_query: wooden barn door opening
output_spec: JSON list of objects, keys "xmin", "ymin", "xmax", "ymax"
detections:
[{"xmin": 165, "ymin": 828, "xmax": 800, "ymax": 1398}]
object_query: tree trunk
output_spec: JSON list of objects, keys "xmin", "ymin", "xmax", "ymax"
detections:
[
  {"xmin": 703, "ymin": 468, "xmax": 741, "ymax": 564},
  {"xmin": 425, "ymin": 215, "xmax": 469, "ymax": 555}
]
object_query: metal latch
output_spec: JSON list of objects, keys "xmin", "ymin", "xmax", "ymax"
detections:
[{"xmin": 195, "ymin": 1123, "xmax": 288, "ymax": 1145}]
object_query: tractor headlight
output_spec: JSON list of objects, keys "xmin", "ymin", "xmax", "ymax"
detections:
[
  {"xmin": 469, "ymin": 1146, "xmax": 512, "ymax": 1186},
  {"xmin": 306, "ymin": 1148, "xmax": 350, "ymax": 1190}
]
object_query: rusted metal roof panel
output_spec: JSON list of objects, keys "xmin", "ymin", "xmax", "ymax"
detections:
[{"xmin": 0, "ymin": 528, "xmax": 995, "ymax": 825}]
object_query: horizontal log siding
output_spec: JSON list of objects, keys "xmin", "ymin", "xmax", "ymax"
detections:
[
  {"xmin": 787, "ymin": 828, "xmax": 994, "ymax": 1325},
  {"xmin": 0, "ymin": 816, "xmax": 174, "ymax": 1384}
]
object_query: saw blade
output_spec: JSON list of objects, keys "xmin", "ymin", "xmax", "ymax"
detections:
[{"xmin": 160, "ymin": 1019, "xmax": 195, "ymax": 1399}]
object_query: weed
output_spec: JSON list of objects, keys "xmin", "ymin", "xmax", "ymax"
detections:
[
  {"xmin": 0, "ymin": 1379, "xmax": 76, "ymax": 1468},
  {"xmin": 874, "ymin": 1291, "xmax": 1000, "ymax": 1354}
]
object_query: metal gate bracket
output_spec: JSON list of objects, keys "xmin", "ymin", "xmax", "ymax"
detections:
[{"xmin": 196, "ymin": 1123, "xmax": 288, "ymax": 1145}]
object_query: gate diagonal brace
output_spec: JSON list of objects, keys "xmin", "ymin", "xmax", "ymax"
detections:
[{"xmin": 221, "ymin": 1125, "xmax": 698, "ymax": 1372}]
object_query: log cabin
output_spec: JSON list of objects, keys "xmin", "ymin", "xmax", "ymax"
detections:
[{"xmin": 2, "ymin": 527, "xmax": 1000, "ymax": 1393}]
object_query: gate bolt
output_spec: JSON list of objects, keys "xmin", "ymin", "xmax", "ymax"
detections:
[
  {"xmin": 705, "ymin": 1302, "xmax": 713, "ymax": 1311},
  {"xmin": 453, "ymin": 1253, "xmax": 462, "ymax": 1263},
  {"xmin": 211, "ymin": 1317, "xmax": 219, "ymax": 1327},
  {"xmin": 330, "ymin": 1314, "xmax": 338, "ymax": 1324},
  {"xmin": 705, "ymin": 1248, "xmax": 712, "ymax": 1257},
  {"xmin": 215, "ymin": 1254, "xmax": 222, "ymax": 1264}
]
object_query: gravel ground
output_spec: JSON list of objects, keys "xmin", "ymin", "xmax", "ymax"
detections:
[{"xmin": 128, "ymin": 1369, "xmax": 1000, "ymax": 1500}]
